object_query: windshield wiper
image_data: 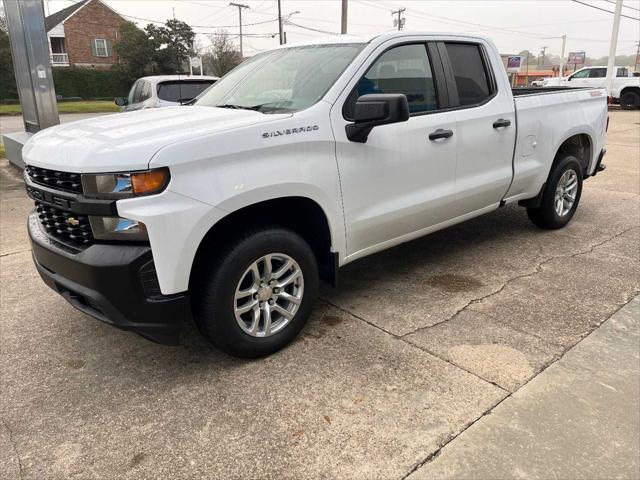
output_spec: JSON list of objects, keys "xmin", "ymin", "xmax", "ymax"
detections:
[{"xmin": 216, "ymin": 102, "xmax": 291, "ymax": 113}]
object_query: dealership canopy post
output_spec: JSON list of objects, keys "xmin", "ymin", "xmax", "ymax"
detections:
[
  {"xmin": 2, "ymin": 0, "xmax": 59, "ymax": 168},
  {"xmin": 605, "ymin": 0, "xmax": 623, "ymax": 99}
]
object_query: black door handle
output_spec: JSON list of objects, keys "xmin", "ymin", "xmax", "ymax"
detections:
[
  {"xmin": 493, "ymin": 118, "xmax": 511, "ymax": 129},
  {"xmin": 428, "ymin": 128, "xmax": 454, "ymax": 141}
]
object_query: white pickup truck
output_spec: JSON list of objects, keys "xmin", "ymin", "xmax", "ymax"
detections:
[
  {"xmin": 543, "ymin": 65, "xmax": 640, "ymax": 109},
  {"xmin": 23, "ymin": 32, "xmax": 608, "ymax": 357}
]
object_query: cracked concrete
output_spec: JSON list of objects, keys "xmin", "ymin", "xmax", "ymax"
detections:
[{"xmin": 0, "ymin": 110, "xmax": 638, "ymax": 479}]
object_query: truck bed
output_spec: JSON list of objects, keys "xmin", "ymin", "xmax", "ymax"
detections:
[{"xmin": 511, "ymin": 86, "xmax": 594, "ymax": 97}]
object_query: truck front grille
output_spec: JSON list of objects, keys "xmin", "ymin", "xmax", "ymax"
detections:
[
  {"xmin": 26, "ymin": 165, "xmax": 83, "ymax": 194},
  {"xmin": 35, "ymin": 201, "xmax": 94, "ymax": 247}
]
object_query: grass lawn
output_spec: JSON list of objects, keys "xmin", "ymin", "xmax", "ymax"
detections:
[
  {"xmin": 0, "ymin": 142, "xmax": 5, "ymax": 159},
  {"xmin": 0, "ymin": 101, "xmax": 119, "ymax": 116}
]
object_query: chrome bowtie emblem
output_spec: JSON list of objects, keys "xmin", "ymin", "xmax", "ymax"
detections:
[{"xmin": 66, "ymin": 217, "xmax": 80, "ymax": 226}]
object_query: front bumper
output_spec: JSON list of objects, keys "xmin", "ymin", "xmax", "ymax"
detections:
[{"xmin": 28, "ymin": 212, "xmax": 188, "ymax": 345}]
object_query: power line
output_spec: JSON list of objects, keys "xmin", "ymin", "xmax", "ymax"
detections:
[
  {"xmin": 285, "ymin": 20, "xmax": 338, "ymax": 35},
  {"xmin": 570, "ymin": 0, "xmax": 640, "ymax": 21},
  {"xmin": 603, "ymin": 0, "xmax": 640, "ymax": 12}
]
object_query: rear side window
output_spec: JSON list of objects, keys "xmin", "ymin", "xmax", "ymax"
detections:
[
  {"xmin": 157, "ymin": 81, "xmax": 216, "ymax": 103},
  {"xmin": 345, "ymin": 43, "xmax": 437, "ymax": 117},
  {"xmin": 444, "ymin": 43, "xmax": 492, "ymax": 107},
  {"xmin": 617, "ymin": 68, "xmax": 628, "ymax": 77},
  {"xmin": 589, "ymin": 68, "xmax": 607, "ymax": 78}
]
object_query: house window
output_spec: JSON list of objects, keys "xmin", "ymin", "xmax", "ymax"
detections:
[{"xmin": 93, "ymin": 38, "xmax": 108, "ymax": 57}]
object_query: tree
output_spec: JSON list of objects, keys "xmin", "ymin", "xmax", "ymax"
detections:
[
  {"xmin": 115, "ymin": 19, "xmax": 196, "ymax": 84},
  {"xmin": 146, "ymin": 19, "xmax": 196, "ymax": 74},
  {"xmin": 114, "ymin": 21, "xmax": 155, "ymax": 83},
  {"xmin": 203, "ymin": 30, "xmax": 241, "ymax": 77},
  {"xmin": 0, "ymin": 15, "xmax": 18, "ymax": 100}
]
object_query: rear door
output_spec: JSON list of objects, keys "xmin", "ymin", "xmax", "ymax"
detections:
[
  {"xmin": 439, "ymin": 41, "xmax": 516, "ymax": 215},
  {"xmin": 332, "ymin": 40, "xmax": 459, "ymax": 257}
]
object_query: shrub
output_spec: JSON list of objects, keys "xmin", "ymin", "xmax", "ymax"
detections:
[{"xmin": 51, "ymin": 67, "xmax": 129, "ymax": 99}]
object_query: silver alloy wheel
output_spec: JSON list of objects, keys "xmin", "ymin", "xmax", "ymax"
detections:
[
  {"xmin": 234, "ymin": 253, "xmax": 304, "ymax": 337},
  {"xmin": 554, "ymin": 169, "xmax": 578, "ymax": 217}
]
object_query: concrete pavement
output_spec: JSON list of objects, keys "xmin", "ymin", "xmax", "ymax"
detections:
[
  {"xmin": 0, "ymin": 111, "xmax": 638, "ymax": 479},
  {"xmin": 408, "ymin": 297, "xmax": 640, "ymax": 480}
]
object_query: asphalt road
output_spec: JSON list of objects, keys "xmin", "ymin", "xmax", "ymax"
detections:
[{"xmin": 1, "ymin": 111, "xmax": 639, "ymax": 479}]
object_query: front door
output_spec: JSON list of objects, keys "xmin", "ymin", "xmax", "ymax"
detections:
[{"xmin": 331, "ymin": 42, "xmax": 458, "ymax": 258}]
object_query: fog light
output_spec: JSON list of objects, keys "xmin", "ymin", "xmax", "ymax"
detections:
[{"xmin": 89, "ymin": 216, "xmax": 148, "ymax": 241}]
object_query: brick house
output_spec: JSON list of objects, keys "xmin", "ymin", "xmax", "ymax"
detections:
[{"xmin": 45, "ymin": 0, "xmax": 127, "ymax": 68}]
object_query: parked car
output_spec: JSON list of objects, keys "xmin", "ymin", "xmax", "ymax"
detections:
[
  {"xmin": 115, "ymin": 75, "xmax": 219, "ymax": 111},
  {"xmin": 23, "ymin": 32, "xmax": 608, "ymax": 357},
  {"xmin": 557, "ymin": 66, "xmax": 639, "ymax": 109},
  {"xmin": 530, "ymin": 78, "xmax": 549, "ymax": 87}
]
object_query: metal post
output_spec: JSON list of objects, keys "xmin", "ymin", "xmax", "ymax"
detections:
[
  {"xmin": 605, "ymin": 0, "xmax": 623, "ymax": 98},
  {"xmin": 229, "ymin": 3, "xmax": 249, "ymax": 59},
  {"xmin": 341, "ymin": 0, "xmax": 348, "ymax": 34},
  {"xmin": 559, "ymin": 35, "xmax": 566, "ymax": 79},
  {"xmin": 277, "ymin": 0, "xmax": 283, "ymax": 45},
  {"xmin": 2, "ymin": 0, "xmax": 59, "ymax": 168}
]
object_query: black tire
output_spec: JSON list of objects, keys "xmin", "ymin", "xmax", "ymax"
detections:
[
  {"xmin": 620, "ymin": 91, "xmax": 640, "ymax": 110},
  {"xmin": 192, "ymin": 227, "xmax": 319, "ymax": 358},
  {"xmin": 526, "ymin": 155, "xmax": 583, "ymax": 229}
]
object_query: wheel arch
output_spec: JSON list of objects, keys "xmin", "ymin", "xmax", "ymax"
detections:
[
  {"xmin": 189, "ymin": 194, "xmax": 341, "ymax": 291},
  {"xmin": 554, "ymin": 131, "xmax": 594, "ymax": 177}
]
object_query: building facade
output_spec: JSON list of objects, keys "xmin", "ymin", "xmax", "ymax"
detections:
[{"xmin": 45, "ymin": 0, "xmax": 127, "ymax": 68}]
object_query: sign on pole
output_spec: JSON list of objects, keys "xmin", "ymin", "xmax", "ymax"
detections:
[
  {"xmin": 567, "ymin": 51, "xmax": 586, "ymax": 65},
  {"xmin": 506, "ymin": 56, "xmax": 523, "ymax": 73}
]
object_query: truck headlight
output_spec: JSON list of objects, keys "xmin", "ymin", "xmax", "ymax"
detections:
[
  {"xmin": 89, "ymin": 216, "xmax": 148, "ymax": 241},
  {"xmin": 82, "ymin": 168, "xmax": 170, "ymax": 199}
]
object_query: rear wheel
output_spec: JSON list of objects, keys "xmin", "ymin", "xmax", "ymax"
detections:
[
  {"xmin": 192, "ymin": 227, "xmax": 319, "ymax": 358},
  {"xmin": 526, "ymin": 155, "xmax": 583, "ymax": 229},
  {"xmin": 620, "ymin": 91, "xmax": 640, "ymax": 110}
]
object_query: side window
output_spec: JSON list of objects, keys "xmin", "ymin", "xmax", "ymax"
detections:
[
  {"xmin": 572, "ymin": 69, "xmax": 590, "ymax": 79},
  {"xmin": 345, "ymin": 43, "xmax": 437, "ymax": 118},
  {"xmin": 589, "ymin": 68, "xmax": 607, "ymax": 78},
  {"xmin": 444, "ymin": 43, "xmax": 492, "ymax": 107},
  {"xmin": 617, "ymin": 68, "xmax": 628, "ymax": 77}
]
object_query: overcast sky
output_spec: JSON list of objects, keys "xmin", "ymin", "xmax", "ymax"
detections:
[{"xmin": 44, "ymin": 0, "xmax": 640, "ymax": 58}]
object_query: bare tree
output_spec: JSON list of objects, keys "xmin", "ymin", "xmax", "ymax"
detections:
[{"xmin": 204, "ymin": 30, "xmax": 242, "ymax": 77}]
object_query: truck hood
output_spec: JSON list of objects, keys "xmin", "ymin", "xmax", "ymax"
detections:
[{"xmin": 22, "ymin": 106, "xmax": 291, "ymax": 173}]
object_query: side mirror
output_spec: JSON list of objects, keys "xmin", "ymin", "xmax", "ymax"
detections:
[
  {"xmin": 114, "ymin": 97, "xmax": 128, "ymax": 106},
  {"xmin": 346, "ymin": 93, "xmax": 410, "ymax": 143},
  {"xmin": 567, "ymin": 76, "xmax": 572, "ymax": 82}
]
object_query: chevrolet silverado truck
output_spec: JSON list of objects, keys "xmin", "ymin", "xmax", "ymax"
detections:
[{"xmin": 23, "ymin": 32, "xmax": 608, "ymax": 357}]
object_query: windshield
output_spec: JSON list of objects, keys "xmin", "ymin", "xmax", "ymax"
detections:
[{"xmin": 195, "ymin": 43, "xmax": 365, "ymax": 113}]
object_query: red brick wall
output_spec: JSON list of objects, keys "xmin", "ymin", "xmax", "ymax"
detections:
[{"xmin": 63, "ymin": 0, "xmax": 126, "ymax": 68}]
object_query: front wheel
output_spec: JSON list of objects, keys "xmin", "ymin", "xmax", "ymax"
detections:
[
  {"xmin": 526, "ymin": 155, "xmax": 583, "ymax": 229},
  {"xmin": 192, "ymin": 227, "xmax": 319, "ymax": 358}
]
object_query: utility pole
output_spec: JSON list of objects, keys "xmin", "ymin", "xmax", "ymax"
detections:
[
  {"xmin": 281, "ymin": 11, "xmax": 299, "ymax": 44},
  {"xmin": 341, "ymin": 0, "xmax": 348, "ymax": 34},
  {"xmin": 635, "ymin": 42, "xmax": 640, "ymax": 72},
  {"xmin": 229, "ymin": 2, "xmax": 249, "ymax": 59},
  {"xmin": 539, "ymin": 46, "xmax": 547, "ymax": 67},
  {"xmin": 605, "ymin": 0, "xmax": 623, "ymax": 99},
  {"xmin": 277, "ymin": 0, "xmax": 283, "ymax": 45},
  {"xmin": 391, "ymin": 7, "xmax": 405, "ymax": 31}
]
